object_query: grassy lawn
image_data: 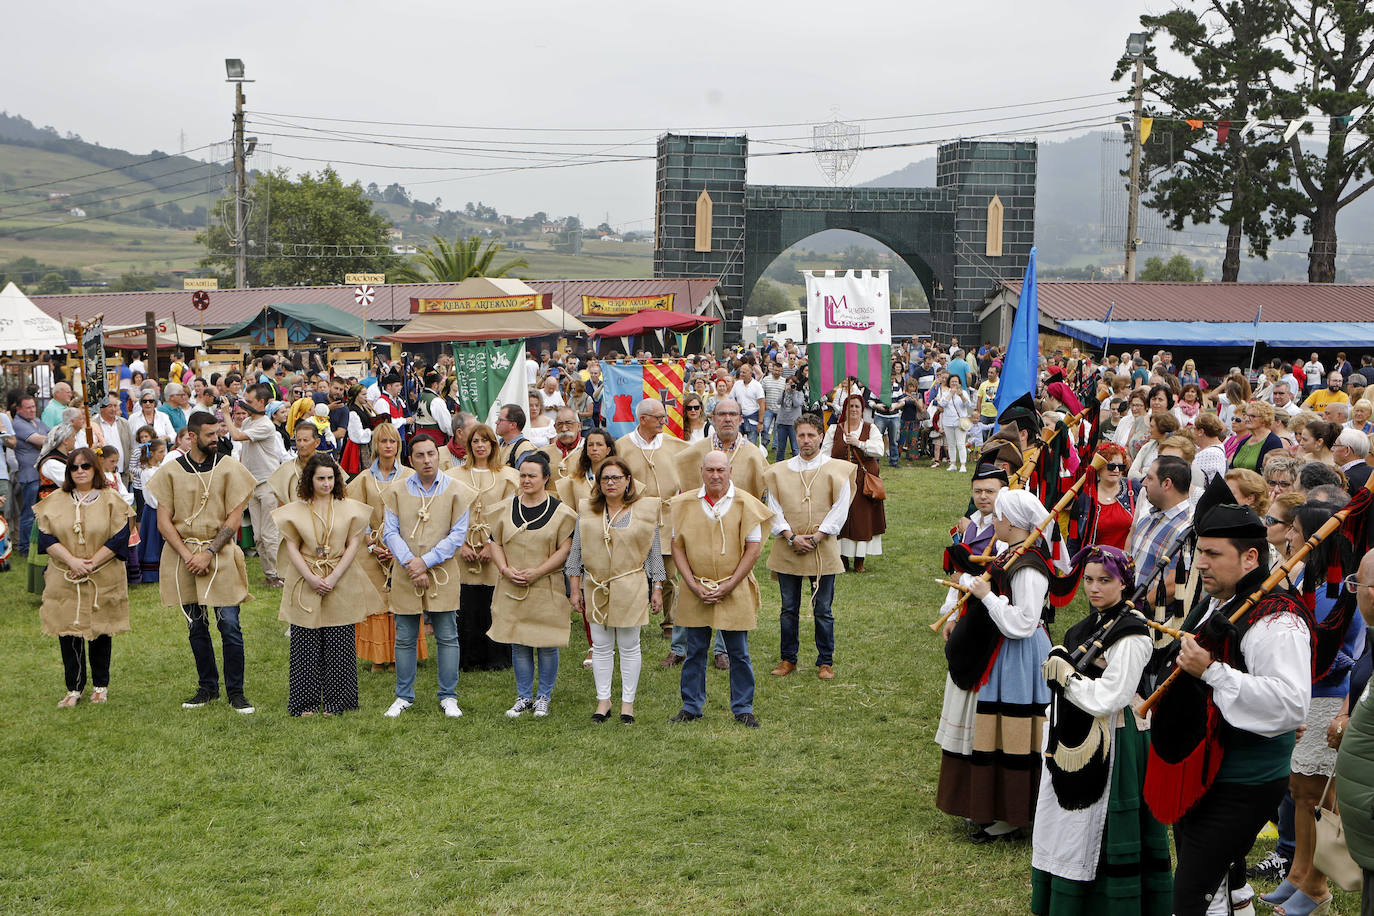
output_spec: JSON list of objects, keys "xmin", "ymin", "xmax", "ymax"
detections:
[{"xmin": 0, "ymin": 464, "xmax": 1326, "ymax": 914}]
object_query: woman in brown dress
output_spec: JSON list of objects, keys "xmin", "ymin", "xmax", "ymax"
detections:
[
  {"xmin": 822, "ymin": 393, "xmax": 886, "ymax": 571},
  {"xmin": 446, "ymin": 423, "xmax": 519, "ymax": 672},
  {"xmin": 274, "ymin": 452, "xmax": 381, "ymax": 716},
  {"xmin": 488, "ymin": 454, "xmax": 578, "ymax": 717},
  {"xmin": 345, "ymin": 422, "xmax": 421, "ymax": 672},
  {"xmin": 34, "ymin": 447, "xmax": 134, "ymax": 707}
]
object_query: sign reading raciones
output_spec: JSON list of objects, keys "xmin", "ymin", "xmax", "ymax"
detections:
[{"xmin": 345, "ymin": 273, "xmax": 386, "ymax": 285}]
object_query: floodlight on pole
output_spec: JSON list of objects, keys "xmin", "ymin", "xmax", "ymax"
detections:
[
  {"xmin": 225, "ymin": 59, "xmax": 252, "ymax": 289},
  {"xmin": 225, "ymin": 58, "xmax": 245, "ymax": 79},
  {"xmin": 1123, "ymin": 33, "xmax": 1148, "ymax": 281}
]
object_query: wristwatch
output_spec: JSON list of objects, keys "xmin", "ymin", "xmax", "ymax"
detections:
[{"xmin": 785, "ymin": 532, "xmax": 795, "ymax": 545}]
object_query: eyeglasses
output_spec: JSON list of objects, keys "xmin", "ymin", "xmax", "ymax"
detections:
[
  {"xmin": 715, "ymin": 410, "xmax": 741, "ymax": 417},
  {"xmin": 1344, "ymin": 575, "xmax": 1374, "ymax": 590},
  {"xmin": 1268, "ymin": 479, "xmax": 1294, "ymax": 489},
  {"xmin": 1104, "ymin": 462, "xmax": 1127, "ymax": 472},
  {"xmin": 554, "ymin": 421, "xmax": 578, "ymax": 429},
  {"xmin": 599, "ymin": 474, "xmax": 626, "ymax": 483},
  {"xmin": 71, "ymin": 463, "xmax": 94, "ymax": 471}
]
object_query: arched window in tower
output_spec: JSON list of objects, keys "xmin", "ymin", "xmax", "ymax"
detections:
[
  {"xmin": 985, "ymin": 194, "xmax": 1004, "ymax": 257},
  {"xmin": 695, "ymin": 190, "xmax": 713, "ymax": 252}
]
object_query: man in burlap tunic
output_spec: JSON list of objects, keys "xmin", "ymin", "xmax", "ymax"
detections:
[
  {"xmin": 617, "ymin": 398, "xmax": 689, "ymax": 645},
  {"xmin": 149, "ymin": 414, "xmax": 258, "ymax": 714},
  {"xmin": 668, "ymin": 449, "xmax": 774, "ymax": 728},
  {"xmin": 763, "ymin": 413, "xmax": 854, "ymax": 681},
  {"xmin": 379, "ymin": 434, "xmax": 476, "ymax": 719}
]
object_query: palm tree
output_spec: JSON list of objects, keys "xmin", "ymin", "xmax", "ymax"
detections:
[{"xmin": 391, "ymin": 234, "xmax": 529, "ymax": 283}]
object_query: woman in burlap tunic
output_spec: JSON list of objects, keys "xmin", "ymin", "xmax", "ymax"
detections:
[
  {"xmin": 274, "ymin": 453, "xmax": 382, "ymax": 716},
  {"xmin": 35, "ymin": 447, "xmax": 135, "ymax": 708},
  {"xmin": 567, "ymin": 456, "xmax": 664, "ymax": 723},
  {"xmin": 487, "ymin": 454, "xmax": 577, "ymax": 718},
  {"xmin": 345, "ymin": 422, "xmax": 419, "ymax": 671},
  {"xmin": 445, "ymin": 423, "xmax": 518, "ymax": 672}
]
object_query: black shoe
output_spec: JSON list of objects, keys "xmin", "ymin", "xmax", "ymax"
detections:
[
  {"xmin": 734, "ymin": 712, "xmax": 761, "ymax": 728},
  {"xmin": 620, "ymin": 714, "xmax": 635, "ymax": 724},
  {"xmin": 182, "ymin": 688, "xmax": 219, "ymax": 709},
  {"xmin": 1246, "ymin": 850, "xmax": 1290, "ymax": 880},
  {"xmin": 668, "ymin": 710, "xmax": 702, "ymax": 723},
  {"xmin": 969, "ymin": 826, "xmax": 1025, "ymax": 845},
  {"xmin": 228, "ymin": 693, "xmax": 256, "ymax": 715},
  {"xmin": 591, "ymin": 711, "xmax": 610, "ymax": 723}
]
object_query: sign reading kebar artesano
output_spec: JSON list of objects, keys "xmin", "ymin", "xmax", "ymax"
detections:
[
  {"xmin": 581, "ymin": 294, "xmax": 675, "ymax": 316},
  {"xmin": 411, "ymin": 295, "xmax": 541, "ymax": 314}
]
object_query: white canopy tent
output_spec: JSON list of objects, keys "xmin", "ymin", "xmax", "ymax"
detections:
[{"xmin": 0, "ymin": 282, "xmax": 67, "ymax": 351}]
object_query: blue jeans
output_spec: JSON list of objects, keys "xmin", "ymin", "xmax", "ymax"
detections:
[
  {"xmin": 680, "ymin": 627, "xmax": 753, "ymax": 716},
  {"xmin": 761, "ymin": 409, "xmax": 777, "ymax": 446},
  {"xmin": 778, "ymin": 574, "xmax": 835, "ymax": 667},
  {"xmin": 1276, "ymin": 792, "xmax": 1295, "ymax": 861},
  {"xmin": 16, "ymin": 479, "xmax": 38, "ymax": 552},
  {"xmin": 773, "ymin": 423, "xmax": 797, "ymax": 462},
  {"xmin": 671, "ymin": 625, "xmax": 726, "ymax": 658},
  {"xmin": 741, "ymin": 412, "xmax": 760, "ymax": 443},
  {"xmin": 511, "ymin": 644, "xmax": 559, "ymax": 700},
  {"xmin": 874, "ymin": 414, "xmax": 900, "ymax": 466},
  {"xmin": 395, "ymin": 611, "xmax": 458, "ymax": 702},
  {"xmin": 184, "ymin": 604, "xmax": 245, "ymax": 694}
]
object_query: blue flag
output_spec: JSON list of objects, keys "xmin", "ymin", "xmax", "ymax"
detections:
[
  {"xmin": 995, "ymin": 246, "xmax": 1039, "ymax": 416},
  {"xmin": 602, "ymin": 362, "xmax": 646, "ymax": 439}
]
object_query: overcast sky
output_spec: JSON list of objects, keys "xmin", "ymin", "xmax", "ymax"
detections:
[{"xmin": 8, "ymin": 0, "xmax": 1151, "ymax": 229}]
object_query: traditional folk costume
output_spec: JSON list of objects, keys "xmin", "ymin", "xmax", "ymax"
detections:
[
  {"xmin": 1031, "ymin": 547, "xmax": 1172, "ymax": 916},
  {"xmin": 936, "ymin": 489, "xmax": 1053, "ymax": 834},
  {"xmin": 618, "ymin": 428, "xmax": 689, "ymax": 629},
  {"xmin": 539, "ymin": 439, "xmax": 582, "ymax": 494},
  {"xmin": 146, "ymin": 452, "xmax": 258, "ymax": 700},
  {"xmin": 675, "ymin": 435, "xmax": 768, "ymax": 499},
  {"xmin": 27, "ymin": 449, "xmax": 69, "ymax": 594},
  {"xmin": 488, "ymin": 495, "xmax": 577, "ymax": 705},
  {"xmin": 35, "ymin": 487, "xmax": 134, "ymax": 697},
  {"xmin": 267, "ymin": 457, "xmax": 309, "ymax": 508},
  {"xmin": 273, "ymin": 496, "xmax": 380, "ymax": 715},
  {"xmin": 380, "ymin": 473, "xmax": 477, "ymax": 707},
  {"xmin": 566, "ymin": 495, "xmax": 664, "ymax": 707},
  {"xmin": 1145, "ymin": 505, "xmax": 1312, "ymax": 916},
  {"xmin": 764, "ymin": 453, "xmax": 853, "ymax": 670},
  {"xmin": 822, "ymin": 420, "xmax": 886, "ymax": 561},
  {"xmin": 669, "ymin": 485, "xmax": 774, "ymax": 718},
  {"xmin": 345, "ymin": 461, "xmax": 420, "ymax": 667},
  {"xmin": 444, "ymin": 464, "xmax": 519, "ymax": 671}
]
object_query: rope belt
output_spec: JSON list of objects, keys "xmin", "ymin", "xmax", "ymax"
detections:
[
  {"xmin": 289, "ymin": 554, "xmax": 341, "ymax": 616},
  {"xmin": 411, "ymin": 563, "xmax": 449, "ymax": 600},
  {"xmin": 584, "ymin": 567, "xmax": 644, "ymax": 626},
  {"xmin": 175, "ymin": 537, "xmax": 222, "ymax": 619},
  {"xmin": 54, "ymin": 556, "xmax": 118, "ymax": 625},
  {"xmin": 464, "ymin": 523, "xmax": 493, "ymax": 575}
]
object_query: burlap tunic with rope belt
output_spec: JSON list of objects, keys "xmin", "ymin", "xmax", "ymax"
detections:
[
  {"xmin": 345, "ymin": 465, "xmax": 413, "ymax": 609},
  {"xmin": 763, "ymin": 458, "xmax": 855, "ymax": 578},
  {"xmin": 271, "ymin": 497, "xmax": 380, "ymax": 628},
  {"xmin": 35, "ymin": 488, "xmax": 135, "ymax": 638},
  {"xmin": 487, "ymin": 496, "xmax": 578, "ymax": 647},
  {"xmin": 615, "ymin": 432, "xmax": 688, "ymax": 555},
  {"xmin": 444, "ymin": 465, "xmax": 518, "ymax": 586},
  {"xmin": 147, "ymin": 455, "xmax": 257, "ymax": 608},
  {"xmin": 669, "ymin": 489, "xmax": 774, "ymax": 631},
  {"xmin": 381, "ymin": 477, "xmax": 477, "ymax": 613},
  {"xmin": 539, "ymin": 441, "xmax": 582, "ymax": 494},
  {"xmin": 676, "ymin": 437, "xmax": 769, "ymax": 500},
  {"xmin": 576, "ymin": 496, "xmax": 660, "ymax": 628}
]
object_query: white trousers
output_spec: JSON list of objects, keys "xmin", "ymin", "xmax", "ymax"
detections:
[
  {"xmin": 247, "ymin": 480, "xmax": 281, "ymax": 578},
  {"xmin": 589, "ymin": 623, "xmax": 642, "ymax": 703},
  {"xmin": 942, "ymin": 424, "xmax": 967, "ymax": 467}
]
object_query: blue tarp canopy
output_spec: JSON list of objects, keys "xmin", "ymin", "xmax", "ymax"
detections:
[{"xmin": 1056, "ymin": 320, "xmax": 1374, "ymax": 349}]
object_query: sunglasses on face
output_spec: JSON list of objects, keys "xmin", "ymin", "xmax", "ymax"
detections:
[
  {"xmin": 1265, "ymin": 515, "xmax": 1291, "ymax": 527},
  {"xmin": 71, "ymin": 463, "xmax": 94, "ymax": 471},
  {"xmin": 1104, "ymin": 462, "xmax": 1127, "ymax": 472},
  {"xmin": 686, "ymin": 405, "xmax": 702, "ymax": 411}
]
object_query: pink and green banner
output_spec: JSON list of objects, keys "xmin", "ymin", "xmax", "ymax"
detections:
[{"xmin": 804, "ymin": 269, "xmax": 892, "ymax": 405}]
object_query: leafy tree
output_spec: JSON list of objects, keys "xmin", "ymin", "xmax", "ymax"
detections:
[
  {"xmin": 1138, "ymin": 253, "xmax": 1205, "ymax": 280},
  {"xmin": 391, "ymin": 234, "xmax": 529, "ymax": 283},
  {"xmin": 110, "ymin": 272, "xmax": 157, "ymax": 292},
  {"xmin": 34, "ymin": 271, "xmax": 70, "ymax": 294},
  {"xmin": 382, "ymin": 183, "xmax": 410, "ymax": 206},
  {"xmin": 1124, "ymin": 0, "xmax": 1302, "ymax": 281},
  {"xmin": 745, "ymin": 278, "xmax": 792, "ymax": 316},
  {"xmin": 840, "ymin": 244, "xmax": 881, "ymax": 270},
  {"xmin": 197, "ymin": 167, "xmax": 401, "ymax": 288}
]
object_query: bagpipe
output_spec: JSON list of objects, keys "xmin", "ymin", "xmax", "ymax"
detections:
[{"xmin": 1135, "ymin": 474, "xmax": 1374, "ymax": 824}]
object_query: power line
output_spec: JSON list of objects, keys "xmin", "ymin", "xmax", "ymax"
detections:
[
  {"xmin": 1, "ymin": 143, "xmax": 221, "ymax": 194},
  {"xmin": 6, "ymin": 187, "xmax": 220, "ymax": 238},
  {"xmin": 0, "ymin": 167, "xmax": 230, "ymax": 223}
]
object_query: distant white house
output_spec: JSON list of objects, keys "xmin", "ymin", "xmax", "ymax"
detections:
[
  {"xmin": 67, "ymin": 207, "xmax": 87, "ymax": 217},
  {"xmin": 385, "ymin": 227, "xmax": 403, "ymax": 240},
  {"xmin": 392, "ymin": 244, "xmax": 418, "ymax": 255},
  {"xmin": 48, "ymin": 191, "xmax": 70, "ymax": 200}
]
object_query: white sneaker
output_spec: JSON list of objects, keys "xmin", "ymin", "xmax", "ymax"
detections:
[
  {"xmin": 533, "ymin": 696, "xmax": 550, "ymax": 718},
  {"xmin": 947, "ymin": 464, "xmax": 957, "ymax": 471},
  {"xmin": 505, "ymin": 697, "xmax": 534, "ymax": 718},
  {"xmin": 383, "ymin": 698, "xmax": 411, "ymax": 718},
  {"xmin": 440, "ymin": 697, "xmax": 463, "ymax": 718}
]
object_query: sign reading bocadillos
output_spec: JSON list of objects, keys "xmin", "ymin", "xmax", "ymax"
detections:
[
  {"xmin": 581, "ymin": 294, "xmax": 675, "ymax": 316},
  {"xmin": 412, "ymin": 295, "xmax": 541, "ymax": 314}
]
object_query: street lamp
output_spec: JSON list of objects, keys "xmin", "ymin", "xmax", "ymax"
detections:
[
  {"xmin": 224, "ymin": 58, "xmax": 245, "ymax": 79},
  {"xmin": 225, "ymin": 59, "xmax": 252, "ymax": 289},
  {"xmin": 1124, "ymin": 33, "xmax": 1148, "ymax": 282}
]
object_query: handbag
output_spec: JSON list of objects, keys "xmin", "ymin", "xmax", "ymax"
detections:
[
  {"xmin": 1313, "ymin": 771, "xmax": 1364, "ymax": 892},
  {"xmin": 958, "ymin": 416, "xmax": 973, "ymax": 432}
]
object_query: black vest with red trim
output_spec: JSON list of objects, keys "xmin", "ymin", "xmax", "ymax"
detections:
[{"xmin": 944, "ymin": 543, "xmax": 1053, "ymax": 691}]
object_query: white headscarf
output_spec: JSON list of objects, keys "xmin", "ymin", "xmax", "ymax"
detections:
[{"xmin": 994, "ymin": 488, "xmax": 1049, "ymax": 535}]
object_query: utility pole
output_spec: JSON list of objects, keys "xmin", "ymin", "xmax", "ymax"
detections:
[
  {"xmin": 1124, "ymin": 32, "xmax": 1148, "ymax": 282},
  {"xmin": 226, "ymin": 59, "xmax": 251, "ymax": 289}
]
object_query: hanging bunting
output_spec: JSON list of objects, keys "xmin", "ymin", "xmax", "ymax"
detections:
[
  {"xmin": 1217, "ymin": 120, "xmax": 1230, "ymax": 144},
  {"xmin": 1283, "ymin": 118, "xmax": 1306, "ymax": 142},
  {"xmin": 1242, "ymin": 118, "xmax": 1260, "ymax": 137},
  {"xmin": 1140, "ymin": 117, "xmax": 1154, "ymax": 145},
  {"xmin": 1337, "ymin": 115, "xmax": 1354, "ymax": 130},
  {"xmin": 1185, "ymin": 118, "xmax": 1204, "ymax": 130}
]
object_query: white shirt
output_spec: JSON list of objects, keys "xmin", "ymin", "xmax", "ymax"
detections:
[
  {"xmin": 953, "ymin": 564, "xmax": 1048, "ymax": 639},
  {"xmin": 129, "ymin": 359, "xmax": 146, "ymax": 375},
  {"xmin": 730, "ymin": 379, "xmax": 765, "ymax": 416},
  {"xmin": 132, "ymin": 409, "xmax": 176, "ymax": 444},
  {"xmin": 1305, "ymin": 361, "xmax": 1326, "ymax": 388},
  {"xmin": 1197, "ymin": 597, "xmax": 1312, "ymax": 736},
  {"xmin": 674, "ymin": 483, "xmax": 762, "ymax": 543},
  {"xmin": 526, "ymin": 358, "xmax": 539, "ymax": 387},
  {"xmin": 766, "ymin": 453, "xmax": 852, "ymax": 536},
  {"xmin": 347, "ymin": 412, "xmax": 373, "ymax": 445},
  {"xmin": 96, "ymin": 417, "xmax": 127, "ymax": 474},
  {"xmin": 629, "ymin": 429, "xmax": 665, "ymax": 450},
  {"xmin": 540, "ymin": 389, "xmax": 565, "ymax": 409},
  {"xmin": 237, "ymin": 415, "xmax": 284, "ymax": 483}
]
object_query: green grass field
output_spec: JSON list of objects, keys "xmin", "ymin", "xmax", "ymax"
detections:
[{"xmin": 0, "ymin": 465, "xmax": 1333, "ymax": 914}]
